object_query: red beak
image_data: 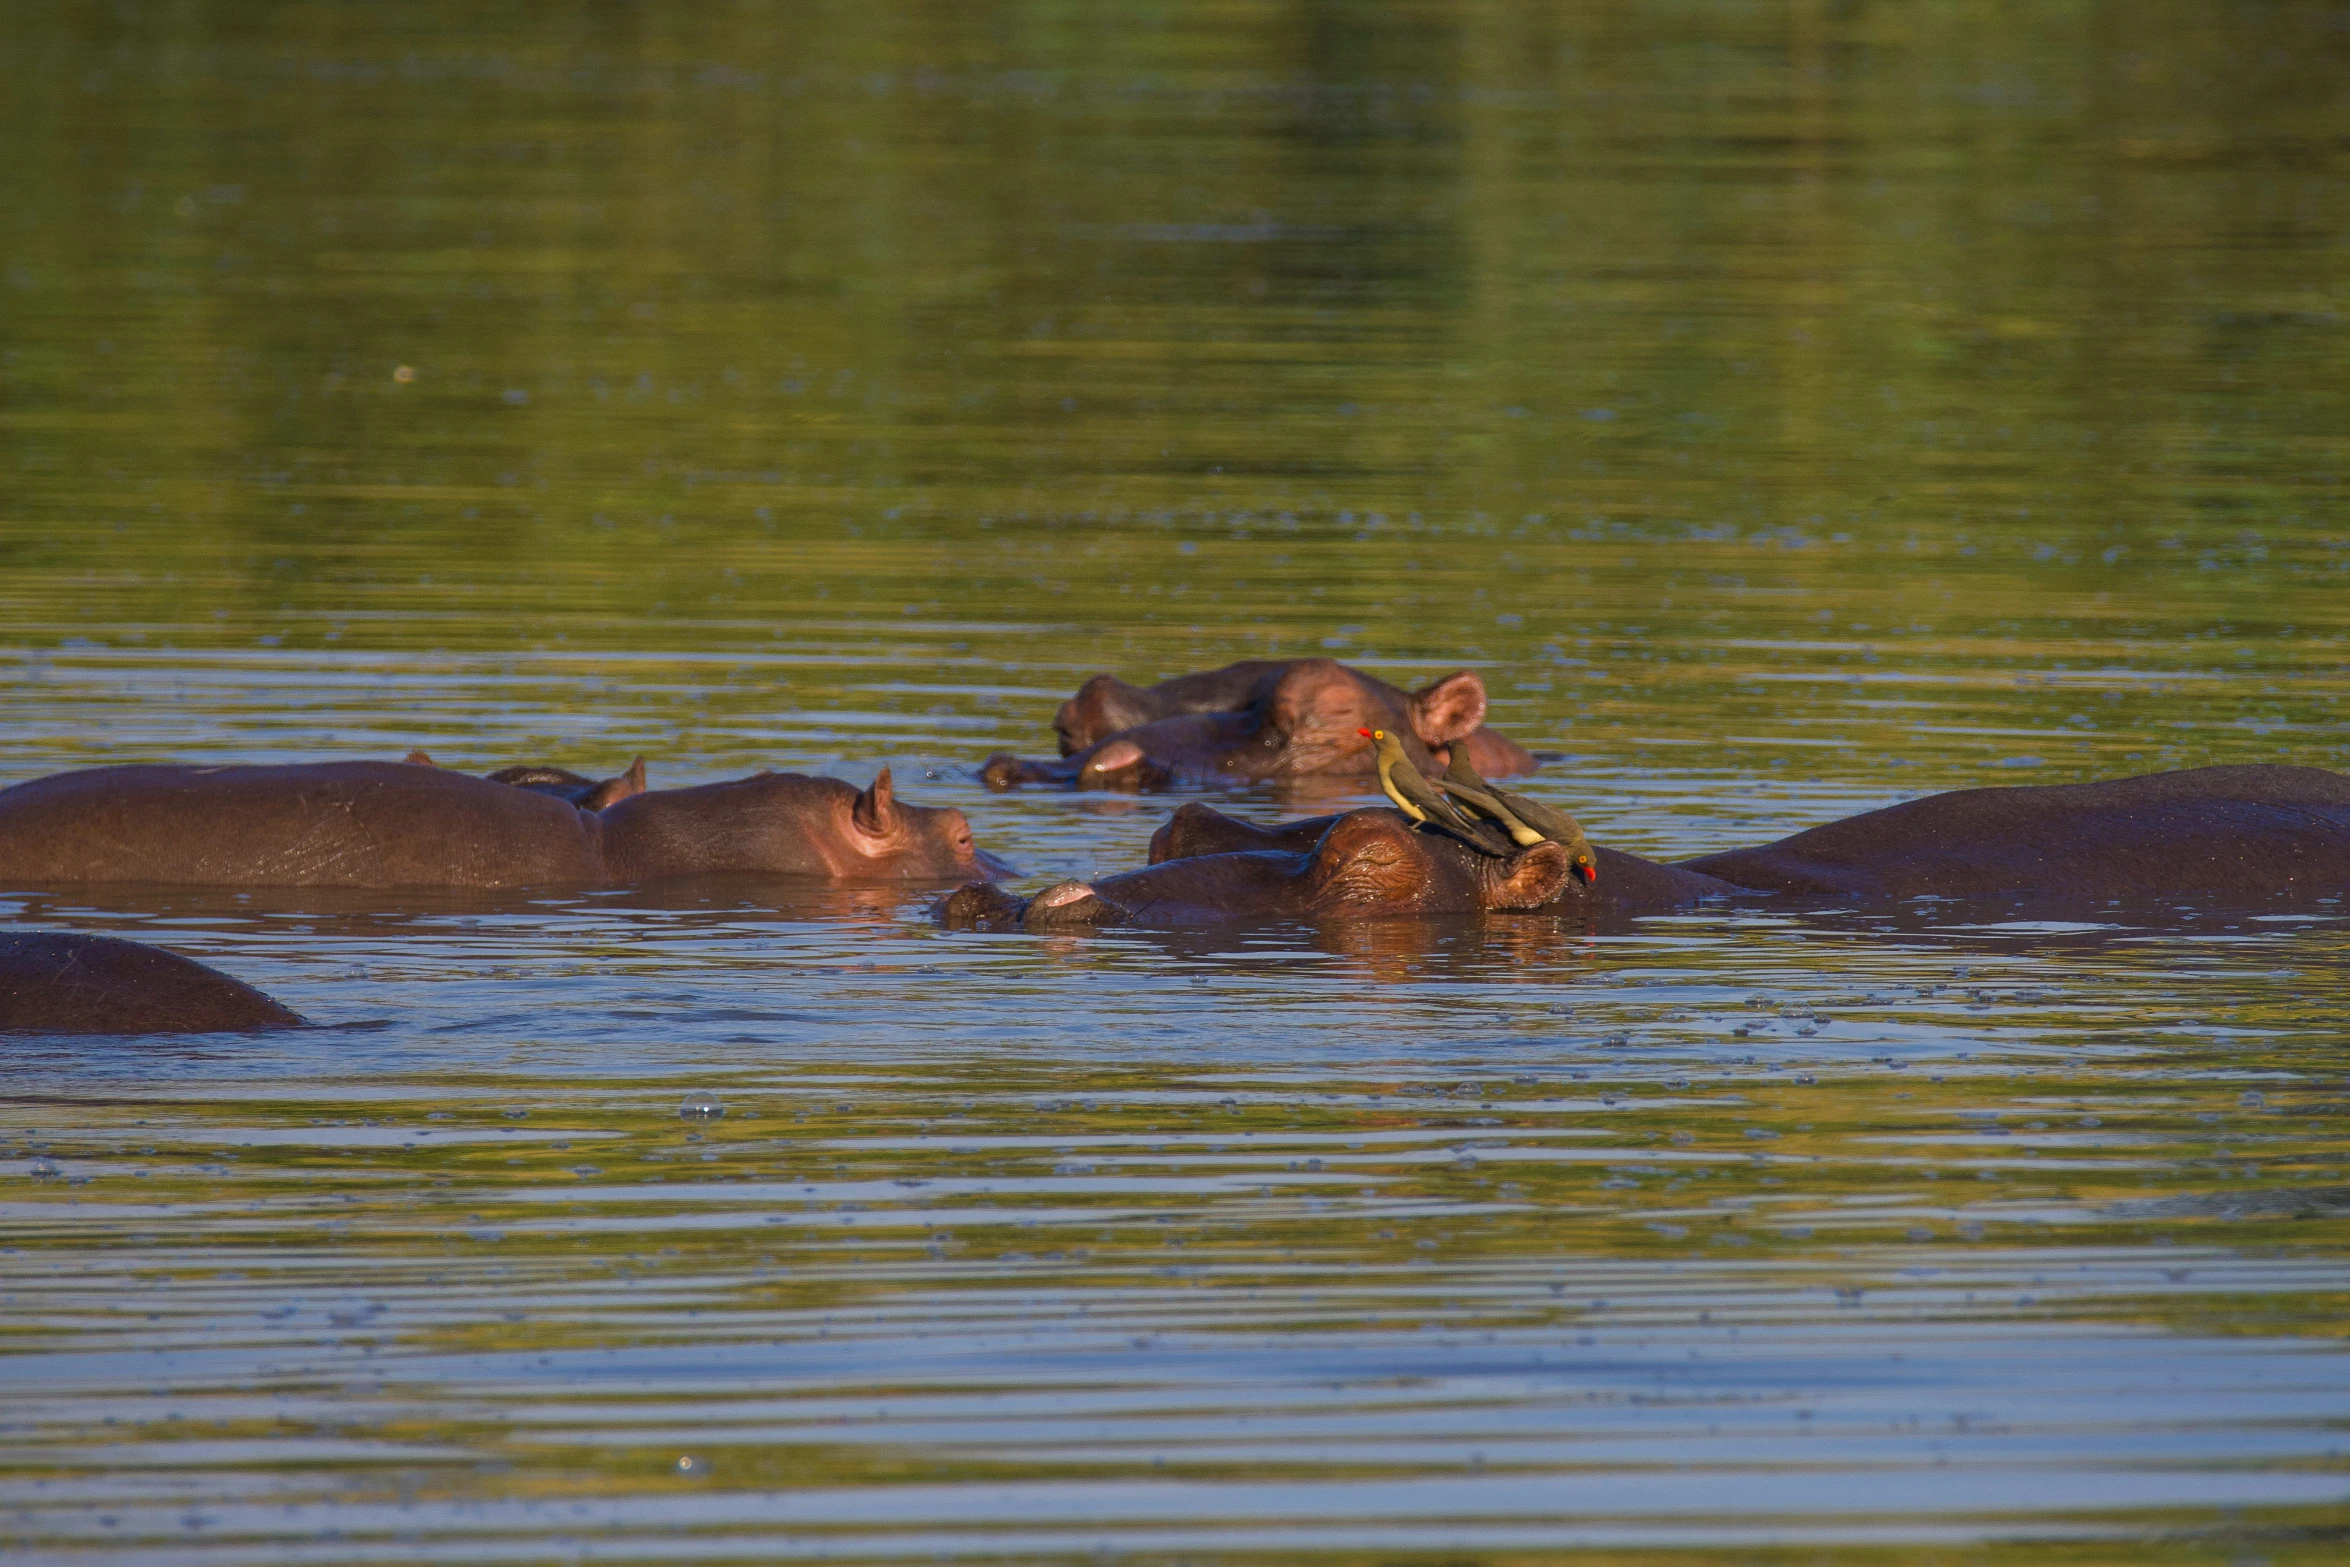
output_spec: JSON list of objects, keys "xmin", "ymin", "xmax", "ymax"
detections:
[
  {"xmin": 1578, "ymin": 863, "xmax": 1598, "ymax": 884},
  {"xmin": 1356, "ymin": 728, "xmax": 1374, "ymax": 739}
]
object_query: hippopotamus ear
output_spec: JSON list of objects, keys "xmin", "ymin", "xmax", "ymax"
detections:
[
  {"xmin": 853, "ymin": 766, "xmax": 902, "ymax": 837},
  {"xmin": 403, "ymin": 750, "xmax": 438, "ymax": 767},
  {"xmin": 1054, "ymin": 675, "xmax": 1149, "ymax": 756},
  {"xmin": 1410, "ymin": 671, "xmax": 1489, "ymax": 746},
  {"xmin": 1488, "ymin": 840, "xmax": 1572, "ymax": 910},
  {"xmin": 577, "ymin": 756, "xmax": 648, "ymax": 812}
]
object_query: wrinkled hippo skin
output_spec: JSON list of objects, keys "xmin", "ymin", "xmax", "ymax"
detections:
[
  {"xmin": 1682, "ymin": 764, "xmax": 2350, "ymax": 901},
  {"xmin": 939, "ymin": 807, "xmax": 1576, "ymax": 929},
  {"xmin": 0, "ymin": 762, "xmax": 998, "ymax": 889},
  {"xmin": 1145, "ymin": 803, "xmax": 1740, "ymax": 918},
  {"xmin": 0, "ymin": 932, "xmax": 302, "ymax": 1034},
  {"xmin": 983, "ymin": 658, "xmax": 1536, "ymax": 791},
  {"xmin": 404, "ymin": 751, "xmax": 649, "ymax": 811}
]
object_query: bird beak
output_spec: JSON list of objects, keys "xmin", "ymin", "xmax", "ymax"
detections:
[{"xmin": 1577, "ymin": 861, "xmax": 1598, "ymax": 884}]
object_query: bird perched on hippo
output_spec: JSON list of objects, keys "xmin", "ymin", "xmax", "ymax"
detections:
[
  {"xmin": 0, "ymin": 761, "xmax": 1005, "ymax": 889},
  {"xmin": 1356, "ymin": 724, "xmax": 1601, "ymax": 884},
  {"xmin": 982, "ymin": 657, "xmax": 1536, "ymax": 791},
  {"xmin": 941, "ymin": 764, "xmax": 2350, "ymax": 930}
]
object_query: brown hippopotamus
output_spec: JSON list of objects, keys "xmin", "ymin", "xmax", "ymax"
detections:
[
  {"xmin": 0, "ymin": 762, "xmax": 1001, "ymax": 889},
  {"xmin": 981, "ymin": 658, "xmax": 1537, "ymax": 792},
  {"xmin": 1, "ymin": 932, "xmax": 302, "ymax": 1034},
  {"xmin": 404, "ymin": 751, "xmax": 649, "ymax": 811},
  {"xmin": 1127, "ymin": 803, "xmax": 1735, "ymax": 923},
  {"xmin": 1680, "ymin": 763, "xmax": 2350, "ymax": 900},
  {"xmin": 938, "ymin": 806, "xmax": 1587, "ymax": 929},
  {"xmin": 943, "ymin": 763, "xmax": 2350, "ymax": 930}
]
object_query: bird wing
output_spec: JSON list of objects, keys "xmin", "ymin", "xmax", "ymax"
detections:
[
  {"xmin": 1493, "ymin": 788, "xmax": 1589, "ymax": 846},
  {"xmin": 1443, "ymin": 750, "xmax": 1491, "ymax": 791},
  {"xmin": 1422, "ymin": 811, "xmax": 1515, "ymax": 857},
  {"xmin": 1438, "ymin": 776, "xmax": 1510, "ymax": 821},
  {"xmin": 1392, "ymin": 762, "xmax": 1513, "ymax": 855}
]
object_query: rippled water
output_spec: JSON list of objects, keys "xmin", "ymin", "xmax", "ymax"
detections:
[{"xmin": 5, "ymin": 2, "xmax": 2350, "ymax": 1562}]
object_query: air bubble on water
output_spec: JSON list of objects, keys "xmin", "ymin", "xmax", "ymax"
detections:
[
  {"xmin": 675, "ymin": 1454, "xmax": 700, "ymax": 1473},
  {"xmin": 29, "ymin": 1159, "xmax": 62, "ymax": 1179},
  {"xmin": 679, "ymin": 1094, "xmax": 725, "ymax": 1120}
]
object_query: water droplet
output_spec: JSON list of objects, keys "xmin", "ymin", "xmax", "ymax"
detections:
[{"xmin": 679, "ymin": 1094, "xmax": 725, "ymax": 1120}]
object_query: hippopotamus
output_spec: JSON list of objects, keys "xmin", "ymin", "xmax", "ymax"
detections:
[
  {"xmin": 1, "ymin": 932, "xmax": 302, "ymax": 1034},
  {"xmin": 941, "ymin": 764, "xmax": 2350, "ymax": 930},
  {"xmin": 982, "ymin": 658, "xmax": 1537, "ymax": 792},
  {"xmin": 0, "ymin": 762, "xmax": 1000, "ymax": 889},
  {"xmin": 1136, "ymin": 802, "xmax": 1735, "ymax": 919},
  {"xmin": 938, "ymin": 806, "xmax": 1584, "ymax": 929},
  {"xmin": 1681, "ymin": 763, "xmax": 2350, "ymax": 900},
  {"xmin": 404, "ymin": 751, "xmax": 648, "ymax": 811}
]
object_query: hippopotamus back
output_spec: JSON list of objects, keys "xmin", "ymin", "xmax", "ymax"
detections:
[
  {"xmin": 0, "ymin": 762, "xmax": 605, "ymax": 888},
  {"xmin": 1681, "ymin": 764, "xmax": 2350, "ymax": 901},
  {"xmin": 0, "ymin": 931, "xmax": 303, "ymax": 1033}
]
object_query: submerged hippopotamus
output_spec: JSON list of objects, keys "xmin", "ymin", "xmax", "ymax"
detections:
[
  {"xmin": 0, "ymin": 762, "xmax": 1000, "ymax": 889},
  {"xmin": 1135, "ymin": 802, "xmax": 1733, "ymax": 919},
  {"xmin": 939, "ymin": 806, "xmax": 1580, "ymax": 929},
  {"xmin": 941, "ymin": 764, "xmax": 2350, "ymax": 929},
  {"xmin": 982, "ymin": 658, "xmax": 1537, "ymax": 791},
  {"xmin": 404, "ymin": 751, "xmax": 648, "ymax": 811},
  {"xmin": 1680, "ymin": 763, "xmax": 2350, "ymax": 900},
  {"xmin": 1, "ymin": 932, "xmax": 302, "ymax": 1034}
]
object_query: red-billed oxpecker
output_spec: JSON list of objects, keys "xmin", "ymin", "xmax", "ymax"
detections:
[
  {"xmin": 1357, "ymin": 727, "xmax": 1514, "ymax": 856},
  {"xmin": 1441, "ymin": 747, "xmax": 1599, "ymax": 884}
]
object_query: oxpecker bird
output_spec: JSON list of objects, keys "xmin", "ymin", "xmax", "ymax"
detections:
[
  {"xmin": 1442, "ymin": 748, "xmax": 1599, "ymax": 883},
  {"xmin": 1357, "ymin": 728, "xmax": 1512, "ymax": 856}
]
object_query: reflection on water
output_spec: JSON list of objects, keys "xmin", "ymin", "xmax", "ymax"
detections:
[{"xmin": 5, "ymin": 0, "xmax": 2350, "ymax": 1560}]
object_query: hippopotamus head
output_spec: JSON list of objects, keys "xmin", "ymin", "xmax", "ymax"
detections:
[
  {"xmin": 939, "ymin": 806, "xmax": 1571, "ymax": 927},
  {"xmin": 1053, "ymin": 674, "xmax": 1165, "ymax": 757},
  {"xmin": 1293, "ymin": 809, "xmax": 1572, "ymax": 915},
  {"xmin": 602, "ymin": 766, "xmax": 1005, "ymax": 882},
  {"xmin": 988, "ymin": 658, "xmax": 1516, "ymax": 791}
]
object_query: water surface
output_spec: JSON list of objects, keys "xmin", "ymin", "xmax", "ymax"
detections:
[{"xmin": 4, "ymin": 2, "xmax": 2349, "ymax": 1562}]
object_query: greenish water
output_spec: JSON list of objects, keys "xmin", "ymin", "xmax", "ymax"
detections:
[{"xmin": 3, "ymin": 2, "xmax": 2349, "ymax": 1562}]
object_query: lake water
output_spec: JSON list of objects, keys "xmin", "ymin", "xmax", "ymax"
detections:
[{"xmin": 4, "ymin": 2, "xmax": 2349, "ymax": 1562}]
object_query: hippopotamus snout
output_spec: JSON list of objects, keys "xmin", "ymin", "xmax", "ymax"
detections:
[
  {"xmin": 939, "ymin": 806, "xmax": 1020, "ymax": 879},
  {"xmin": 981, "ymin": 737, "xmax": 1175, "ymax": 793}
]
